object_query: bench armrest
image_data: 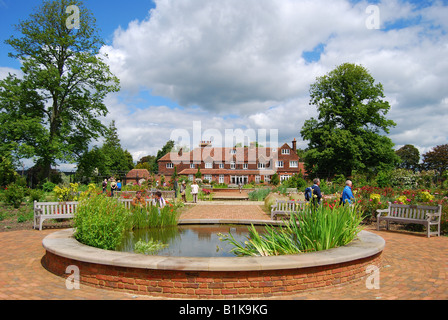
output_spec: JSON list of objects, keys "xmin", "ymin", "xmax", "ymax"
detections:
[
  {"xmin": 425, "ymin": 212, "xmax": 441, "ymax": 221},
  {"xmin": 376, "ymin": 209, "xmax": 389, "ymax": 217}
]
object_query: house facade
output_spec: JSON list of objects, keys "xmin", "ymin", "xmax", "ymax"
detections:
[{"xmin": 158, "ymin": 139, "xmax": 305, "ymax": 185}]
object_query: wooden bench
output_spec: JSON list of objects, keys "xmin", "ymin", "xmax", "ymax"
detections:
[
  {"xmin": 33, "ymin": 201, "xmax": 78, "ymax": 231},
  {"xmin": 377, "ymin": 202, "xmax": 442, "ymax": 237},
  {"xmin": 271, "ymin": 200, "xmax": 307, "ymax": 220}
]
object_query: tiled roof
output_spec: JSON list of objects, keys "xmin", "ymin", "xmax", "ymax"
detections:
[{"xmin": 126, "ymin": 169, "xmax": 151, "ymax": 179}]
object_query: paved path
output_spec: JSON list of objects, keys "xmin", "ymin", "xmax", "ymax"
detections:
[{"xmin": 0, "ymin": 203, "xmax": 447, "ymax": 300}]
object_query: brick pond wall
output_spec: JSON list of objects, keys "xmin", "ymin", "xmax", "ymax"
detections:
[{"xmin": 42, "ymin": 251, "xmax": 382, "ymax": 299}]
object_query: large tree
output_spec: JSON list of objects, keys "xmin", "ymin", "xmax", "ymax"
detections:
[
  {"xmin": 395, "ymin": 144, "xmax": 420, "ymax": 171},
  {"xmin": 301, "ymin": 63, "xmax": 399, "ymax": 178},
  {"xmin": 0, "ymin": 0, "xmax": 120, "ymax": 180},
  {"xmin": 422, "ymin": 144, "xmax": 448, "ymax": 175}
]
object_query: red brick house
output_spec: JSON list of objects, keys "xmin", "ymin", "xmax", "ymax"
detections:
[{"xmin": 158, "ymin": 139, "xmax": 305, "ymax": 185}]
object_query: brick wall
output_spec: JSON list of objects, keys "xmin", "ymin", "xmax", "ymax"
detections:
[{"xmin": 43, "ymin": 251, "xmax": 382, "ymax": 299}]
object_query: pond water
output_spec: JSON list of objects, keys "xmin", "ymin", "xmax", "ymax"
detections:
[{"xmin": 116, "ymin": 224, "xmax": 268, "ymax": 257}]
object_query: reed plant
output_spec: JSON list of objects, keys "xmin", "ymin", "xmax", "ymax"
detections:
[
  {"xmin": 221, "ymin": 204, "xmax": 364, "ymax": 256},
  {"xmin": 248, "ymin": 188, "xmax": 271, "ymax": 201},
  {"xmin": 127, "ymin": 202, "xmax": 181, "ymax": 230}
]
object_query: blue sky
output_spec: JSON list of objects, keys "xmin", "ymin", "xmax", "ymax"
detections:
[{"xmin": 1, "ymin": 0, "xmax": 448, "ymax": 169}]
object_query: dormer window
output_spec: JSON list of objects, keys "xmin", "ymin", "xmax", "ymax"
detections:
[{"xmin": 281, "ymin": 149, "xmax": 290, "ymax": 155}]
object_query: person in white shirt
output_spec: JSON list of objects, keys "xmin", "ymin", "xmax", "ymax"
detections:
[
  {"xmin": 190, "ymin": 181, "xmax": 199, "ymax": 203},
  {"xmin": 152, "ymin": 191, "xmax": 166, "ymax": 208}
]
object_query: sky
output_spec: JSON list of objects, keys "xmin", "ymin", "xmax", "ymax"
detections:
[{"xmin": 1, "ymin": 0, "xmax": 448, "ymax": 171}]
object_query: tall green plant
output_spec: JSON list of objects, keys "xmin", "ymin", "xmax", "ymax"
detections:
[
  {"xmin": 221, "ymin": 204, "xmax": 364, "ymax": 256},
  {"xmin": 73, "ymin": 194, "xmax": 129, "ymax": 250}
]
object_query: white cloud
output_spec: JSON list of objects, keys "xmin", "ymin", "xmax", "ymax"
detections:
[{"xmin": 98, "ymin": 0, "xmax": 448, "ymax": 160}]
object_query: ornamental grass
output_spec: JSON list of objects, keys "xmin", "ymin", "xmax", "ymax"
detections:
[{"xmin": 221, "ymin": 203, "xmax": 364, "ymax": 257}]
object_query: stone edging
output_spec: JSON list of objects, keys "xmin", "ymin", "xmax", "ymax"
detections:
[{"xmin": 42, "ymin": 221, "xmax": 385, "ymax": 272}]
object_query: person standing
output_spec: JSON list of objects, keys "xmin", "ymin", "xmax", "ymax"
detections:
[
  {"xmin": 180, "ymin": 181, "xmax": 187, "ymax": 202},
  {"xmin": 110, "ymin": 179, "xmax": 117, "ymax": 197},
  {"xmin": 191, "ymin": 180, "xmax": 199, "ymax": 203},
  {"xmin": 102, "ymin": 179, "xmax": 107, "ymax": 194},
  {"xmin": 173, "ymin": 178, "xmax": 179, "ymax": 199},
  {"xmin": 311, "ymin": 178, "xmax": 322, "ymax": 206},
  {"xmin": 341, "ymin": 180, "xmax": 355, "ymax": 205},
  {"xmin": 117, "ymin": 180, "xmax": 122, "ymax": 192}
]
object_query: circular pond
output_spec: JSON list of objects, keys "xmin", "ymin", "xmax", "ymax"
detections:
[
  {"xmin": 117, "ymin": 224, "xmax": 268, "ymax": 257},
  {"xmin": 42, "ymin": 219, "xmax": 385, "ymax": 299}
]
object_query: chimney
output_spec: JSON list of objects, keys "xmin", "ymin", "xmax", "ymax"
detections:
[
  {"xmin": 199, "ymin": 141, "xmax": 212, "ymax": 148},
  {"xmin": 292, "ymin": 138, "xmax": 297, "ymax": 152}
]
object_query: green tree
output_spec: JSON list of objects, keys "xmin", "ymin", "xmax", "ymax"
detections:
[
  {"xmin": 152, "ymin": 140, "xmax": 175, "ymax": 173},
  {"xmin": 300, "ymin": 63, "xmax": 398, "ymax": 178},
  {"xmin": 422, "ymin": 144, "xmax": 448, "ymax": 175},
  {"xmin": 76, "ymin": 121, "xmax": 134, "ymax": 178},
  {"xmin": 0, "ymin": 0, "xmax": 120, "ymax": 180},
  {"xmin": 0, "ymin": 154, "xmax": 19, "ymax": 187},
  {"xmin": 270, "ymin": 173, "xmax": 280, "ymax": 186},
  {"xmin": 395, "ymin": 144, "xmax": 420, "ymax": 171}
]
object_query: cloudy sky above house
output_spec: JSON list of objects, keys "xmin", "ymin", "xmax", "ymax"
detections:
[{"xmin": 1, "ymin": 0, "xmax": 447, "ymax": 169}]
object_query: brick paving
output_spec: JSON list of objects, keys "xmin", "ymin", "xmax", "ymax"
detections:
[{"xmin": 0, "ymin": 203, "xmax": 447, "ymax": 300}]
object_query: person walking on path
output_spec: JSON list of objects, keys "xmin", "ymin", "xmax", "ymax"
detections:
[
  {"xmin": 311, "ymin": 178, "xmax": 322, "ymax": 207},
  {"xmin": 180, "ymin": 181, "xmax": 187, "ymax": 202},
  {"xmin": 191, "ymin": 180, "xmax": 199, "ymax": 203},
  {"xmin": 341, "ymin": 180, "xmax": 355, "ymax": 205}
]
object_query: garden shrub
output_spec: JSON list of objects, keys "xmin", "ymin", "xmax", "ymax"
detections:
[
  {"xmin": 41, "ymin": 180, "xmax": 57, "ymax": 193},
  {"xmin": 28, "ymin": 188, "xmax": 44, "ymax": 203},
  {"xmin": 2, "ymin": 183, "xmax": 25, "ymax": 208},
  {"xmin": 73, "ymin": 194, "xmax": 130, "ymax": 250}
]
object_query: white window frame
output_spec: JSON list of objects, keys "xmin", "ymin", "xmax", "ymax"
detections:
[
  {"xmin": 166, "ymin": 163, "xmax": 174, "ymax": 169},
  {"xmin": 204, "ymin": 174, "xmax": 212, "ymax": 182},
  {"xmin": 190, "ymin": 163, "xmax": 195, "ymax": 169},
  {"xmin": 205, "ymin": 162, "xmax": 213, "ymax": 169},
  {"xmin": 281, "ymin": 149, "xmax": 290, "ymax": 155},
  {"xmin": 258, "ymin": 163, "xmax": 266, "ymax": 169},
  {"xmin": 243, "ymin": 163, "xmax": 248, "ymax": 170},
  {"xmin": 219, "ymin": 175, "xmax": 224, "ymax": 184},
  {"xmin": 219, "ymin": 163, "xmax": 224, "ymax": 169},
  {"xmin": 276, "ymin": 161, "xmax": 284, "ymax": 168},
  {"xmin": 290, "ymin": 161, "xmax": 298, "ymax": 168},
  {"xmin": 230, "ymin": 161, "xmax": 236, "ymax": 169},
  {"xmin": 255, "ymin": 175, "xmax": 261, "ymax": 183},
  {"xmin": 188, "ymin": 175, "xmax": 194, "ymax": 181}
]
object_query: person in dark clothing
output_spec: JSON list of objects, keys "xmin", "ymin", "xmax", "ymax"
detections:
[{"xmin": 311, "ymin": 178, "xmax": 322, "ymax": 206}]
